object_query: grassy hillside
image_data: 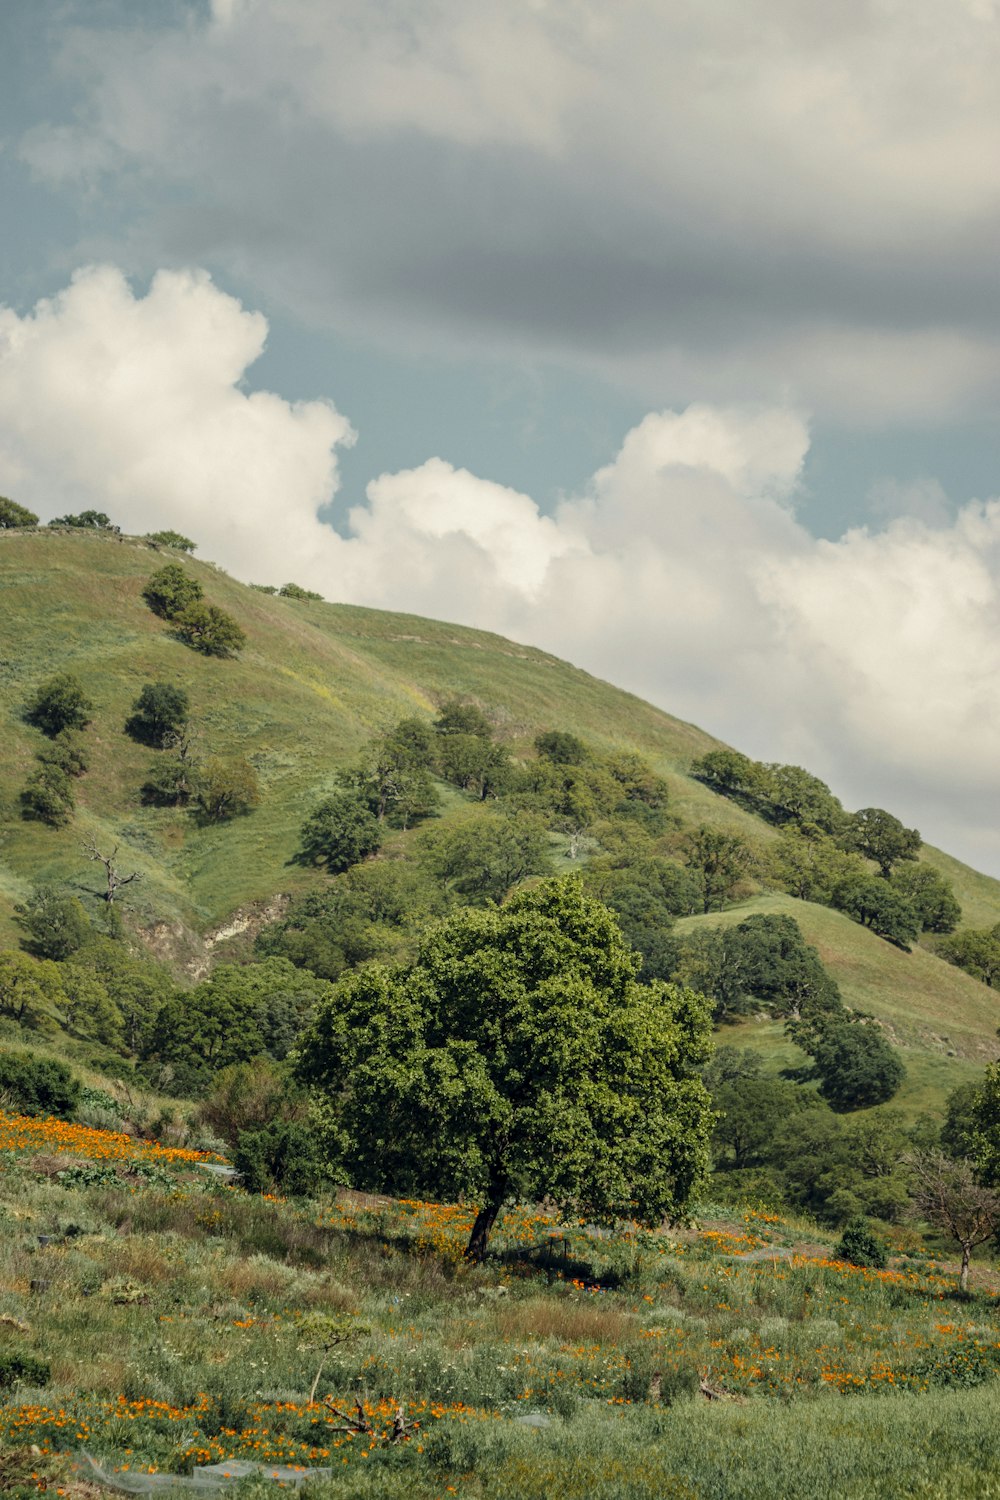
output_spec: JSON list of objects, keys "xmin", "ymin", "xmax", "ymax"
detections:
[{"xmin": 2, "ymin": 528, "xmax": 1000, "ymax": 1108}]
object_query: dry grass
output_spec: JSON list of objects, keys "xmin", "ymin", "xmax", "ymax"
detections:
[{"xmin": 488, "ymin": 1295, "xmax": 640, "ymax": 1348}]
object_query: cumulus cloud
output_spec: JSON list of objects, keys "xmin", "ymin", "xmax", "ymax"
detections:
[
  {"xmin": 20, "ymin": 0, "xmax": 1000, "ymax": 422},
  {"xmin": 2, "ymin": 265, "xmax": 999, "ymax": 870}
]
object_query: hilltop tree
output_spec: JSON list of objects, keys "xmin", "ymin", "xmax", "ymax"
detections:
[
  {"xmin": 142, "ymin": 563, "xmax": 203, "ymax": 619},
  {"xmin": 173, "ymin": 601, "xmax": 246, "ymax": 657},
  {"xmin": 49, "ymin": 510, "xmax": 119, "ymax": 531},
  {"xmin": 145, "ymin": 530, "xmax": 196, "ymax": 552},
  {"xmin": 841, "ymin": 807, "xmax": 921, "ymax": 878},
  {"xmin": 24, "ymin": 673, "xmax": 93, "ymax": 737},
  {"xmin": 0, "ymin": 497, "xmax": 38, "ymax": 528},
  {"xmin": 297, "ymin": 877, "xmax": 715, "ymax": 1260},
  {"xmin": 125, "ymin": 682, "xmax": 190, "ymax": 747}
]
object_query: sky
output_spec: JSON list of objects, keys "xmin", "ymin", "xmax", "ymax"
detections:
[{"xmin": 2, "ymin": 0, "xmax": 1000, "ymax": 871}]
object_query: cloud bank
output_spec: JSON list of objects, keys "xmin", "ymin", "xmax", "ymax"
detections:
[
  {"xmin": 2, "ymin": 266, "xmax": 999, "ymax": 870},
  {"xmin": 22, "ymin": 0, "xmax": 1000, "ymax": 422}
]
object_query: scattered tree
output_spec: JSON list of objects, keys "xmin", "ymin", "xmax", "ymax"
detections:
[
  {"xmin": 832, "ymin": 873, "xmax": 920, "ymax": 948},
  {"xmin": 890, "ymin": 864, "xmax": 961, "ymax": 933},
  {"xmin": 125, "ymin": 682, "xmax": 190, "ymax": 747},
  {"xmin": 535, "ymin": 730, "xmax": 589, "ymax": 765},
  {"xmin": 195, "ymin": 756, "xmax": 261, "ymax": 821},
  {"xmin": 36, "ymin": 730, "xmax": 89, "ymax": 778},
  {"xmin": 297, "ymin": 877, "xmax": 715, "ymax": 1260},
  {"xmin": 279, "ymin": 582, "xmax": 323, "ymax": 600},
  {"xmin": 142, "ymin": 563, "xmax": 204, "ymax": 619},
  {"xmin": 0, "ymin": 950, "xmax": 64, "ymax": 1030},
  {"xmin": 834, "ymin": 1216, "xmax": 888, "ymax": 1269},
  {"xmin": 420, "ymin": 809, "xmax": 550, "ymax": 904},
  {"xmin": 938, "ymin": 925, "xmax": 1000, "ymax": 989},
  {"xmin": 173, "ymin": 601, "xmax": 246, "ymax": 657},
  {"xmin": 20, "ymin": 766, "xmax": 75, "ymax": 827},
  {"xmin": 14, "ymin": 885, "xmax": 91, "ymax": 961},
  {"xmin": 49, "ymin": 510, "xmax": 119, "ymax": 531},
  {"xmin": 905, "ymin": 1150, "xmax": 1000, "ymax": 1292},
  {"xmin": 299, "ymin": 791, "xmax": 382, "ymax": 872},
  {"xmin": 0, "ymin": 497, "xmax": 38, "ymax": 528},
  {"xmin": 24, "ymin": 674, "xmax": 93, "ymax": 737},
  {"xmin": 808, "ymin": 1022, "xmax": 905, "ymax": 1112},
  {"xmin": 682, "ymin": 825, "xmax": 755, "ymax": 912},
  {"xmin": 841, "ymin": 807, "xmax": 921, "ymax": 878},
  {"xmin": 83, "ymin": 843, "xmax": 141, "ymax": 905}
]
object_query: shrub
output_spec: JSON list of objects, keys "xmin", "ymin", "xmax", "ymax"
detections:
[
  {"xmin": 835, "ymin": 1216, "xmax": 888, "ymax": 1268},
  {"xmin": 14, "ymin": 885, "xmax": 91, "ymax": 960},
  {"xmin": 0, "ymin": 1352, "xmax": 50, "ymax": 1390},
  {"xmin": 145, "ymin": 529, "xmax": 196, "ymax": 552},
  {"xmin": 279, "ymin": 582, "xmax": 323, "ymax": 600},
  {"xmin": 0, "ymin": 1050, "xmax": 80, "ymax": 1118},
  {"xmin": 234, "ymin": 1122, "xmax": 327, "ymax": 1196},
  {"xmin": 36, "ymin": 729, "xmax": 89, "ymax": 778},
  {"xmin": 20, "ymin": 766, "xmax": 75, "ymax": 827},
  {"xmin": 195, "ymin": 756, "xmax": 261, "ymax": 820},
  {"xmin": 49, "ymin": 509, "xmax": 118, "ymax": 531},
  {"xmin": 299, "ymin": 791, "xmax": 382, "ymax": 872}
]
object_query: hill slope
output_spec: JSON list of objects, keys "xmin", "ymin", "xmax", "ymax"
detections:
[{"xmin": 2, "ymin": 529, "xmax": 999, "ymax": 1102}]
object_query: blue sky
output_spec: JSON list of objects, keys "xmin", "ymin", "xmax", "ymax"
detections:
[{"xmin": 2, "ymin": 0, "xmax": 1000, "ymax": 868}]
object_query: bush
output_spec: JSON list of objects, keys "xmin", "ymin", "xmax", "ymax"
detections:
[
  {"xmin": 145, "ymin": 530, "xmax": 196, "ymax": 552},
  {"xmin": 0, "ymin": 1050, "xmax": 80, "ymax": 1118},
  {"xmin": 19, "ymin": 766, "xmax": 75, "ymax": 826},
  {"xmin": 0, "ymin": 1352, "xmax": 50, "ymax": 1390},
  {"xmin": 299, "ymin": 791, "xmax": 382, "ymax": 872},
  {"xmin": 49, "ymin": 509, "xmax": 118, "ymax": 531},
  {"xmin": 234, "ymin": 1122, "xmax": 327, "ymax": 1196},
  {"xmin": 36, "ymin": 729, "xmax": 89, "ymax": 778},
  {"xmin": 195, "ymin": 756, "xmax": 261, "ymax": 820},
  {"xmin": 279, "ymin": 582, "xmax": 323, "ymax": 600},
  {"xmin": 834, "ymin": 1216, "xmax": 888, "ymax": 1268}
]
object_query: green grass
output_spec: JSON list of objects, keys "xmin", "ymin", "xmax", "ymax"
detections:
[{"xmin": 2, "ymin": 1117, "xmax": 1000, "ymax": 1500}]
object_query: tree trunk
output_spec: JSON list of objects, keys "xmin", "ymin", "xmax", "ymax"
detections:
[
  {"xmin": 960, "ymin": 1242, "xmax": 972, "ymax": 1292},
  {"xmin": 466, "ymin": 1183, "xmax": 507, "ymax": 1262}
]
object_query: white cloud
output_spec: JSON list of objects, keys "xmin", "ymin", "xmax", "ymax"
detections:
[
  {"xmin": 2, "ymin": 265, "xmax": 1000, "ymax": 870},
  {"xmin": 22, "ymin": 0, "xmax": 1000, "ymax": 422}
]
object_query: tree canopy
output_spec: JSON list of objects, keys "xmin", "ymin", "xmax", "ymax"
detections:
[
  {"xmin": 0, "ymin": 497, "xmax": 38, "ymax": 528},
  {"xmin": 297, "ymin": 877, "xmax": 715, "ymax": 1259},
  {"xmin": 125, "ymin": 682, "xmax": 190, "ymax": 747},
  {"xmin": 24, "ymin": 674, "xmax": 93, "ymax": 737}
]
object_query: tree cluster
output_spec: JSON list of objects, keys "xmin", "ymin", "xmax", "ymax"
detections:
[
  {"xmin": 19, "ymin": 675, "xmax": 93, "ymax": 828},
  {"xmin": 141, "ymin": 564, "xmax": 246, "ymax": 657}
]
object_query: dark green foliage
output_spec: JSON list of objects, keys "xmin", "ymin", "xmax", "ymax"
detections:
[
  {"xmin": 709, "ymin": 1063, "xmax": 809, "ymax": 1169},
  {"xmin": 0, "ymin": 496, "xmax": 38, "ymax": 528},
  {"xmin": 279, "ymin": 582, "xmax": 323, "ymax": 600},
  {"xmin": 0, "ymin": 1049, "xmax": 79, "ymax": 1118},
  {"xmin": 535, "ymin": 730, "xmax": 589, "ymax": 764},
  {"xmin": 808, "ymin": 1022, "xmax": 906, "ymax": 1112},
  {"xmin": 840, "ymin": 807, "xmax": 921, "ymax": 878},
  {"xmin": 768, "ymin": 826, "xmax": 866, "ymax": 904},
  {"xmin": 234, "ymin": 1121, "xmax": 326, "ymax": 1195},
  {"xmin": 60, "ymin": 964, "xmax": 124, "ymax": 1048},
  {"xmin": 143, "ymin": 958, "xmax": 331, "ymax": 1093},
  {"xmin": 24, "ymin": 673, "xmax": 93, "ymax": 737},
  {"xmin": 297, "ymin": 876, "xmax": 715, "ymax": 1259},
  {"xmin": 692, "ymin": 751, "xmax": 844, "ymax": 833},
  {"xmin": 587, "ymin": 859, "xmax": 698, "ymax": 980},
  {"xmin": 36, "ymin": 729, "xmax": 89, "ymax": 778},
  {"xmin": 941, "ymin": 1081, "xmax": 982, "ymax": 1160},
  {"xmin": 248, "ymin": 583, "xmax": 277, "ymax": 593},
  {"xmin": 173, "ymin": 601, "xmax": 246, "ymax": 657},
  {"xmin": 774, "ymin": 1109, "xmax": 914, "ymax": 1223},
  {"xmin": 19, "ymin": 765, "xmax": 74, "ymax": 826},
  {"xmin": 145, "ymin": 530, "xmax": 196, "ymax": 551},
  {"xmin": 70, "ymin": 937, "xmax": 178, "ymax": 1054},
  {"xmin": 434, "ymin": 700, "xmax": 494, "ymax": 739},
  {"xmin": 49, "ymin": 509, "xmax": 118, "ymax": 531},
  {"xmin": 890, "ymin": 864, "xmax": 961, "ymax": 933},
  {"xmin": 937, "ymin": 924, "xmax": 1000, "ymax": 988},
  {"xmin": 194, "ymin": 755, "xmax": 261, "ymax": 821},
  {"xmin": 677, "ymin": 913, "xmax": 842, "ymax": 1026},
  {"xmin": 832, "ymin": 873, "xmax": 920, "ymax": 948},
  {"xmin": 338, "ymin": 717, "xmax": 440, "ymax": 828},
  {"xmin": 420, "ymin": 808, "xmax": 550, "ymax": 904},
  {"xmin": 141, "ymin": 563, "xmax": 204, "ymax": 619},
  {"xmin": 14, "ymin": 885, "xmax": 91, "ymax": 960},
  {"xmin": 682, "ymin": 826, "xmax": 755, "ymax": 912},
  {"xmin": 299, "ymin": 791, "xmax": 382, "ymax": 871},
  {"xmin": 835, "ymin": 1216, "xmax": 888, "ymax": 1268},
  {"xmin": 0, "ymin": 1351, "xmax": 50, "ymax": 1390},
  {"xmin": 125, "ymin": 682, "xmax": 190, "ymax": 747}
]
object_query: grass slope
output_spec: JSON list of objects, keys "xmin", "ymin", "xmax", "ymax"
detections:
[{"xmin": 2, "ymin": 530, "xmax": 1000, "ymax": 1108}]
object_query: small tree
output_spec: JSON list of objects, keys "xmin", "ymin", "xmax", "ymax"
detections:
[
  {"xmin": 890, "ymin": 864, "xmax": 961, "ymax": 934},
  {"xmin": 535, "ymin": 730, "xmax": 589, "ymax": 765},
  {"xmin": 279, "ymin": 582, "xmax": 323, "ymax": 600},
  {"xmin": 145, "ymin": 530, "xmax": 196, "ymax": 552},
  {"xmin": 195, "ymin": 756, "xmax": 261, "ymax": 821},
  {"xmin": 20, "ymin": 765, "xmax": 75, "ymax": 827},
  {"xmin": 297, "ymin": 877, "xmax": 715, "ymax": 1260},
  {"xmin": 834, "ymin": 1216, "xmax": 888, "ymax": 1269},
  {"xmin": 173, "ymin": 601, "xmax": 246, "ymax": 657},
  {"xmin": 142, "ymin": 563, "xmax": 203, "ymax": 620},
  {"xmin": 83, "ymin": 843, "xmax": 141, "ymax": 905},
  {"xmin": 24, "ymin": 673, "xmax": 93, "ymax": 737},
  {"xmin": 36, "ymin": 730, "xmax": 89, "ymax": 779},
  {"xmin": 299, "ymin": 791, "xmax": 382, "ymax": 872},
  {"xmin": 14, "ymin": 885, "xmax": 91, "ymax": 961},
  {"xmin": 904, "ymin": 1150, "xmax": 1000, "ymax": 1292},
  {"xmin": 809, "ymin": 1022, "xmax": 905, "ymax": 1112},
  {"xmin": 0, "ymin": 950, "xmax": 65, "ymax": 1030},
  {"xmin": 683, "ymin": 825, "xmax": 754, "ymax": 912},
  {"xmin": 420, "ymin": 809, "xmax": 550, "ymax": 904},
  {"xmin": 0, "ymin": 497, "xmax": 38, "ymax": 528},
  {"xmin": 125, "ymin": 682, "xmax": 190, "ymax": 747},
  {"xmin": 841, "ymin": 807, "xmax": 921, "ymax": 878}
]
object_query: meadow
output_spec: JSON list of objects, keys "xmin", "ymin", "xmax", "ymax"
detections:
[{"xmin": 2, "ymin": 1108, "xmax": 1000, "ymax": 1500}]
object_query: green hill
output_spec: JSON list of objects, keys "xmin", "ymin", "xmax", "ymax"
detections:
[{"xmin": 2, "ymin": 528, "xmax": 999, "ymax": 1105}]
